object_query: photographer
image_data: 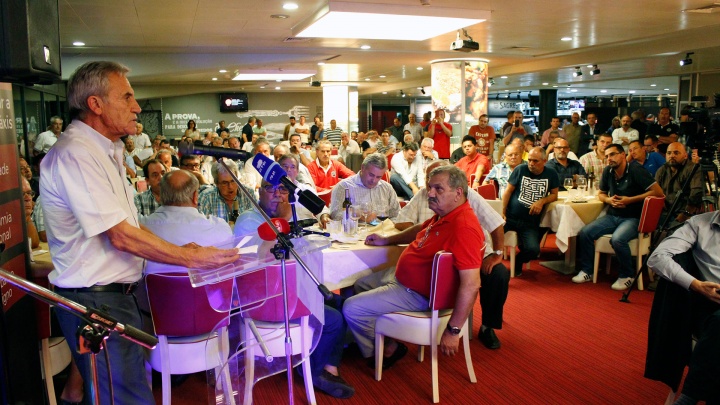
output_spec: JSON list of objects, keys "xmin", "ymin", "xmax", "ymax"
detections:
[{"xmin": 502, "ymin": 111, "xmax": 534, "ymax": 147}]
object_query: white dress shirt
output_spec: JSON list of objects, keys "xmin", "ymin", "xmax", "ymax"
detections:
[{"xmin": 390, "ymin": 151, "xmax": 422, "ymax": 187}]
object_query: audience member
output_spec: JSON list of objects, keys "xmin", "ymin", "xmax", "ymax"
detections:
[
  {"xmin": 134, "ymin": 159, "xmax": 166, "ymax": 216},
  {"xmin": 426, "ymin": 109, "xmax": 453, "ymax": 158},
  {"xmin": 241, "ymin": 116, "xmax": 256, "ymax": 144},
  {"xmin": 276, "ymin": 154, "xmax": 330, "ymax": 225},
  {"xmin": 655, "ymin": 142, "xmax": 704, "ymax": 224},
  {"xmin": 294, "ymin": 115, "xmax": 311, "ymax": 144},
  {"xmin": 310, "ymin": 115, "xmax": 321, "ymax": 144},
  {"xmin": 502, "ymin": 147, "xmax": 559, "ymax": 276},
  {"xmin": 34, "ymin": 116, "xmax": 63, "ymax": 155},
  {"xmin": 579, "ymin": 133, "xmax": 613, "ymax": 186},
  {"xmin": 338, "ymin": 132, "xmax": 361, "ymax": 164},
  {"xmin": 185, "ymin": 119, "xmax": 201, "ymax": 140},
  {"xmin": 503, "ymin": 111, "xmax": 533, "ymax": 147},
  {"xmin": 344, "ymin": 166, "xmax": 484, "ymax": 366},
  {"xmin": 467, "ymin": 114, "xmax": 496, "ymax": 159},
  {"xmin": 253, "ymin": 118, "xmax": 267, "ymax": 137},
  {"xmin": 329, "ymin": 153, "xmax": 399, "ymax": 221},
  {"xmin": 563, "ymin": 112, "xmax": 583, "ymax": 156},
  {"xmin": 325, "ymin": 119, "xmax": 343, "ymax": 146},
  {"xmin": 273, "ymin": 144, "xmax": 315, "ymax": 189},
  {"xmin": 454, "ymin": 135, "xmax": 491, "ymax": 188},
  {"xmin": 242, "ymin": 137, "xmax": 272, "ymax": 190},
  {"xmin": 545, "ymin": 138, "xmax": 586, "ymax": 190},
  {"xmin": 484, "ymin": 143, "xmax": 523, "ymax": 197},
  {"xmin": 375, "ymin": 131, "xmax": 396, "ymax": 156},
  {"xmin": 389, "ymin": 142, "xmax": 422, "ymax": 199},
  {"xmin": 630, "ymin": 110, "xmax": 648, "ymax": 139},
  {"xmin": 131, "ymin": 122, "xmax": 152, "ymax": 150},
  {"xmin": 540, "ymin": 117, "xmax": 566, "ymax": 147},
  {"xmin": 580, "ymin": 112, "xmax": 600, "ymax": 154},
  {"xmin": 404, "ymin": 113, "xmax": 424, "ymax": 143},
  {"xmin": 215, "ymin": 120, "xmax": 229, "ymax": 137},
  {"xmin": 572, "ymin": 143, "xmax": 664, "ymax": 290},
  {"xmin": 198, "ymin": 159, "xmax": 254, "ymax": 223},
  {"xmin": 647, "ymin": 107, "xmax": 681, "ymax": 154},
  {"xmin": 627, "ymin": 140, "xmax": 665, "ymax": 176},
  {"xmin": 612, "ymin": 115, "xmax": 639, "ymax": 152},
  {"xmin": 307, "ymin": 140, "xmax": 355, "ymax": 193},
  {"xmin": 644, "ymin": 134, "xmax": 660, "ymax": 154},
  {"xmin": 283, "ymin": 116, "xmax": 296, "ymax": 141},
  {"xmin": 385, "ymin": 117, "xmax": 404, "ymax": 145},
  {"xmin": 606, "ymin": 116, "xmax": 621, "ymax": 135},
  {"xmin": 418, "ymin": 138, "xmax": 439, "ymax": 173}
]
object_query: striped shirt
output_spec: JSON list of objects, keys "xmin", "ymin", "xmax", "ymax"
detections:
[
  {"xmin": 329, "ymin": 174, "xmax": 400, "ymax": 221},
  {"xmin": 198, "ymin": 186, "xmax": 254, "ymax": 224},
  {"xmin": 395, "ymin": 188, "xmax": 504, "ymax": 257},
  {"xmin": 578, "ymin": 151, "xmax": 607, "ymax": 186},
  {"xmin": 324, "ymin": 127, "xmax": 343, "ymax": 146},
  {"xmin": 485, "ymin": 161, "xmax": 516, "ymax": 197},
  {"xmin": 134, "ymin": 189, "xmax": 161, "ymax": 216}
]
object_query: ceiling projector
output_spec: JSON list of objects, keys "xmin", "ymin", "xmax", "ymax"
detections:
[{"xmin": 451, "ymin": 39, "xmax": 479, "ymax": 52}]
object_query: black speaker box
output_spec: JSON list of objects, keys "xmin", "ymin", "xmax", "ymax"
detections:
[{"xmin": 0, "ymin": 0, "xmax": 61, "ymax": 84}]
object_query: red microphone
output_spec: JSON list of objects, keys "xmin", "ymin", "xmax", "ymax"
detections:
[{"xmin": 257, "ymin": 218, "xmax": 291, "ymax": 241}]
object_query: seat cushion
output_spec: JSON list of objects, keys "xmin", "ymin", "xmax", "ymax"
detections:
[{"xmin": 376, "ymin": 310, "xmax": 454, "ymax": 346}]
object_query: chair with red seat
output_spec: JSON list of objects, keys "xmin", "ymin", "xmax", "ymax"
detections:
[
  {"xmin": 145, "ymin": 273, "xmax": 235, "ymax": 405},
  {"xmin": 374, "ymin": 251, "xmax": 476, "ymax": 403},
  {"xmin": 592, "ymin": 196, "xmax": 665, "ymax": 290},
  {"xmin": 477, "ymin": 183, "xmax": 497, "ymax": 200}
]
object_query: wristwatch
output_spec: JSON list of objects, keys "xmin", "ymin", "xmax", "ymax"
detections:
[
  {"xmin": 446, "ymin": 324, "xmax": 461, "ymax": 335},
  {"xmin": 494, "ymin": 249, "xmax": 503, "ymax": 256}
]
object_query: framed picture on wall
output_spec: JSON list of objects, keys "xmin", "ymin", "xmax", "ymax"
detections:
[{"xmin": 138, "ymin": 110, "xmax": 162, "ymax": 137}]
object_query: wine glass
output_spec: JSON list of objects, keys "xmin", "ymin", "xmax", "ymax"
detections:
[
  {"xmin": 576, "ymin": 176, "xmax": 587, "ymax": 198},
  {"xmin": 349, "ymin": 206, "xmax": 362, "ymax": 236},
  {"xmin": 563, "ymin": 177, "xmax": 574, "ymax": 204},
  {"xmin": 357, "ymin": 202, "xmax": 370, "ymax": 233}
]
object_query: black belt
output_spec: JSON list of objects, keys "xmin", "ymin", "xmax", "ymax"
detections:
[{"xmin": 55, "ymin": 282, "xmax": 139, "ymax": 295}]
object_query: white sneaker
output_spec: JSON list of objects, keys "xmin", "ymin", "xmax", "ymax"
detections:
[
  {"xmin": 611, "ymin": 277, "xmax": 633, "ymax": 291},
  {"xmin": 572, "ymin": 271, "xmax": 592, "ymax": 284}
]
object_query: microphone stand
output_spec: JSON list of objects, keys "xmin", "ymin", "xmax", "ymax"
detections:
[
  {"xmin": 0, "ymin": 266, "xmax": 158, "ymax": 405},
  {"xmin": 620, "ymin": 162, "xmax": 700, "ymax": 303},
  {"xmin": 217, "ymin": 158, "xmax": 332, "ymax": 405}
]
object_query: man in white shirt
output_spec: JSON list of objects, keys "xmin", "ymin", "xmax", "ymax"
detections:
[
  {"xmin": 338, "ymin": 131, "xmax": 361, "ymax": 164},
  {"xmin": 403, "ymin": 113, "xmax": 424, "ymax": 143},
  {"xmin": 612, "ymin": 115, "xmax": 639, "ymax": 152},
  {"xmin": 418, "ymin": 137, "xmax": 439, "ymax": 174},
  {"xmin": 242, "ymin": 138, "xmax": 272, "ymax": 190},
  {"xmin": 289, "ymin": 133, "xmax": 312, "ymax": 166},
  {"xmin": 389, "ymin": 142, "xmax": 422, "ymax": 199},
  {"xmin": 294, "ymin": 115, "xmax": 311, "ymax": 144},
  {"xmin": 131, "ymin": 122, "xmax": 152, "ymax": 150},
  {"xmin": 34, "ymin": 115, "xmax": 63, "ymax": 155},
  {"xmin": 273, "ymin": 144, "xmax": 315, "ymax": 189}
]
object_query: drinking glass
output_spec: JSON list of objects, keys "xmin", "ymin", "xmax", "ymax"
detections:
[
  {"xmin": 576, "ymin": 176, "xmax": 587, "ymax": 198},
  {"xmin": 349, "ymin": 207, "xmax": 362, "ymax": 235},
  {"xmin": 563, "ymin": 177, "xmax": 574, "ymax": 191},
  {"xmin": 357, "ymin": 202, "xmax": 371, "ymax": 233}
]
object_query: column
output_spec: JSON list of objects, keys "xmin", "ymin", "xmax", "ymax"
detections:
[
  {"xmin": 538, "ymin": 89, "xmax": 558, "ymax": 134},
  {"xmin": 322, "ymin": 85, "xmax": 358, "ymax": 133}
]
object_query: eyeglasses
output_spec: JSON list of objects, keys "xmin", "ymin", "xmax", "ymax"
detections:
[
  {"xmin": 181, "ymin": 163, "xmax": 200, "ymax": 169},
  {"xmin": 553, "ymin": 146, "xmax": 569, "ymax": 150},
  {"xmin": 605, "ymin": 151, "xmax": 623, "ymax": 158},
  {"xmin": 262, "ymin": 184, "xmax": 289, "ymax": 195},
  {"xmin": 23, "ymin": 190, "xmax": 35, "ymax": 199}
]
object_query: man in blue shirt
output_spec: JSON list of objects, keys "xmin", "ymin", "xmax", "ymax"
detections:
[{"xmin": 628, "ymin": 140, "xmax": 665, "ymax": 176}]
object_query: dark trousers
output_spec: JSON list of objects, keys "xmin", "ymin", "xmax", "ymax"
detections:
[
  {"xmin": 480, "ymin": 263, "xmax": 510, "ymax": 329},
  {"xmin": 683, "ymin": 299, "xmax": 720, "ymax": 402},
  {"xmin": 309, "ymin": 295, "xmax": 346, "ymax": 378},
  {"xmin": 54, "ymin": 290, "xmax": 154, "ymax": 405},
  {"xmin": 504, "ymin": 217, "xmax": 542, "ymax": 267},
  {"xmin": 389, "ymin": 173, "xmax": 414, "ymax": 200}
]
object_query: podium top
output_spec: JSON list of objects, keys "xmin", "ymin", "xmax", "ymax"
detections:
[{"xmin": 187, "ymin": 234, "xmax": 331, "ymax": 288}]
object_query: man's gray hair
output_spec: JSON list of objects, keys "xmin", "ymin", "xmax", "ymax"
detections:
[
  {"xmin": 316, "ymin": 140, "xmax": 333, "ymax": 150},
  {"xmin": 274, "ymin": 144, "xmax": 288, "ymax": 154},
  {"xmin": 278, "ymin": 154, "xmax": 298, "ymax": 166},
  {"xmin": 67, "ymin": 61, "xmax": 130, "ymax": 119},
  {"xmin": 160, "ymin": 170, "xmax": 199, "ymax": 205},
  {"xmin": 428, "ymin": 165, "xmax": 468, "ymax": 197},
  {"xmin": 211, "ymin": 159, "xmax": 239, "ymax": 183},
  {"xmin": 254, "ymin": 137, "xmax": 269, "ymax": 153},
  {"xmin": 49, "ymin": 115, "xmax": 63, "ymax": 124},
  {"xmin": 421, "ymin": 137, "xmax": 434, "ymax": 148},
  {"xmin": 362, "ymin": 153, "xmax": 388, "ymax": 171}
]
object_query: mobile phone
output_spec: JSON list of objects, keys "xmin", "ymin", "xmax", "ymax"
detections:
[{"xmin": 514, "ymin": 119, "xmax": 520, "ymax": 127}]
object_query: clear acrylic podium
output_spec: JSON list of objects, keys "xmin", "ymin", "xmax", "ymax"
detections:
[{"xmin": 187, "ymin": 233, "xmax": 331, "ymax": 405}]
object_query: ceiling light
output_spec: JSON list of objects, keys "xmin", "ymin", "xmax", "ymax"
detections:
[
  {"xmin": 589, "ymin": 65, "xmax": 600, "ymax": 75},
  {"xmin": 379, "ymin": 75, "xmax": 386, "ymax": 78},
  {"xmin": 500, "ymin": 75, "xmax": 508, "ymax": 79},
  {"xmin": 317, "ymin": 62, "xmax": 325, "ymax": 66},
  {"xmin": 212, "ymin": 77, "xmax": 217, "ymax": 81},
  {"xmin": 573, "ymin": 67, "xmax": 582, "ymax": 77},
  {"xmin": 276, "ymin": 79, "xmax": 283, "ymax": 82},
  {"xmin": 382, "ymin": 91, "xmax": 387, "ymax": 94},
  {"xmin": 283, "ymin": 3, "xmax": 298, "ymax": 10},
  {"xmin": 271, "ymin": 14, "xmax": 290, "ymax": 19},
  {"xmin": 260, "ymin": 86, "xmax": 266, "ymax": 89},
  {"xmin": 416, "ymin": 67, "xmax": 423, "ymax": 70},
  {"xmin": 360, "ymin": 44, "xmax": 371, "ymax": 50},
  {"xmin": 586, "ymin": 65, "xmax": 594, "ymax": 68},
  {"xmin": 72, "ymin": 41, "xmax": 85, "ymax": 46},
  {"xmin": 664, "ymin": 88, "xmax": 670, "ymax": 91},
  {"xmin": 570, "ymin": 89, "xmax": 578, "ymax": 92},
  {"xmin": 275, "ymin": 86, "xmax": 282, "ymax": 90},
  {"xmin": 293, "ymin": 1, "xmax": 490, "ymax": 41},
  {"xmin": 680, "ymin": 52, "xmax": 694, "ymax": 66},
  {"xmin": 561, "ymin": 37, "xmax": 572, "ymax": 41},
  {"xmin": 401, "ymin": 90, "xmax": 406, "ymax": 97},
  {"xmin": 364, "ymin": 78, "xmax": 370, "ymax": 81},
  {"xmin": 552, "ymin": 85, "xmax": 558, "ymax": 88},
  {"xmin": 629, "ymin": 90, "xmax": 636, "ymax": 94},
  {"xmin": 219, "ymin": 69, "xmax": 227, "ymax": 73},
  {"xmin": 232, "ymin": 70, "xmax": 315, "ymax": 81},
  {"xmin": 542, "ymin": 82, "xmax": 549, "ymax": 86},
  {"xmin": 504, "ymin": 89, "xmax": 508, "ymax": 92},
  {"xmin": 600, "ymin": 89, "xmax": 607, "ymax": 93},
  {"xmin": 650, "ymin": 84, "xmax": 657, "ymax": 87}
]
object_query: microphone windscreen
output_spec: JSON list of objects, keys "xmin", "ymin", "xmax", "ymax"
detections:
[
  {"xmin": 252, "ymin": 154, "xmax": 286, "ymax": 186},
  {"xmin": 297, "ymin": 189, "xmax": 326, "ymax": 216},
  {"xmin": 257, "ymin": 218, "xmax": 291, "ymax": 241}
]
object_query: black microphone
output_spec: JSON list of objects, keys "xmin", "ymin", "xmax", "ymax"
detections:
[
  {"xmin": 253, "ymin": 154, "xmax": 326, "ymax": 215},
  {"xmin": 178, "ymin": 140, "xmax": 253, "ymax": 161},
  {"xmin": 295, "ymin": 218, "xmax": 318, "ymax": 228}
]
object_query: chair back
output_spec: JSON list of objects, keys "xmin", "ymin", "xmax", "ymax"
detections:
[
  {"xmin": 386, "ymin": 153, "xmax": 394, "ymax": 169},
  {"xmin": 428, "ymin": 251, "xmax": 459, "ymax": 311},
  {"xmin": 317, "ymin": 189, "xmax": 333, "ymax": 207},
  {"xmin": 146, "ymin": 273, "xmax": 232, "ymax": 337},
  {"xmin": 638, "ymin": 196, "xmax": 665, "ymax": 233},
  {"xmin": 477, "ymin": 183, "xmax": 497, "ymax": 200},
  {"xmin": 237, "ymin": 262, "xmax": 311, "ymax": 322},
  {"xmin": 381, "ymin": 171, "xmax": 391, "ymax": 183}
]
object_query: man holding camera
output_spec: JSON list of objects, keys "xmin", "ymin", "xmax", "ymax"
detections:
[
  {"xmin": 503, "ymin": 111, "xmax": 534, "ymax": 147},
  {"xmin": 426, "ymin": 109, "xmax": 453, "ymax": 159}
]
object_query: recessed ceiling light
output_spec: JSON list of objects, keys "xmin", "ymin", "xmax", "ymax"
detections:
[
  {"xmin": 271, "ymin": 14, "xmax": 289, "ymax": 19},
  {"xmin": 276, "ymin": 79, "xmax": 283, "ymax": 82},
  {"xmin": 212, "ymin": 77, "xmax": 218, "ymax": 81},
  {"xmin": 570, "ymin": 89, "xmax": 578, "ymax": 92},
  {"xmin": 600, "ymin": 90, "xmax": 607, "ymax": 93},
  {"xmin": 72, "ymin": 41, "xmax": 85, "ymax": 46},
  {"xmin": 260, "ymin": 86, "xmax": 266, "ymax": 89},
  {"xmin": 416, "ymin": 67, "xmax": 423, "ymax": 70},
  {"xmin": 219, "ymin": 69, "xmax": 227, "ymax": 73},
  {"xmin": 629, "ymin": 90, "xmax": 636, "ymax": 94},
  {"xmin": 561, "ymin": 37, "xmax": 572, "ymax": 41},
  {"xmin": 232, "ymin": 71, "xmax": 315, "ymax": 81},
  {"xmin": 586, "ymin": 65, "xmax": 593, "ymax": 68},
  {"xmin": 504, "ymin": 89, "xmax": 509, "ymax": 92},
  {"xmin": 379, "ymin": 75, "xmax": 386, "ymax": 78},
  {"xmin": 382, "ymin": 91, "xmax": 387, "ymax": 94},
  {"xmin": 542, "ymin": 82, "xmax": 549, "ymax": 86},
  {"xmin": 275, "ymin": 86, "xmax": 282, "ymax": 90},
  {"xmin": 365, "ymin": 78, "xmax": 370, "ymax": 81},
  {"xmin": 360, "ymin": 45, "xmax": 371, "ymax": 50},
  {"xmin": 318, "ymin": 62, "xmax": 325, "ymax": 65},
  {"xmin": 664, "ymin": 88, "xmax": 670, "ymax": 91},
  {"xmin": 650, "ymin": 84, "xmax": 657, "ymax": 87},
  {"xmin": 500, "ymin": 75, "xmax": 508, "ymax": 79},
  {"xmin": 283, "ymin": 3, "xmax": 298, "ymax": 10},
  {"xmin": 552, "ymin": 85, "xmax": 558, "ymax": 88}
]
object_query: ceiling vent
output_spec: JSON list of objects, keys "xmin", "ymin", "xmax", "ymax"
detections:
[
  {"xmin": 684, "ymin": 3, "xmax": 720, "ymax": 13},
  {"xmin": 283, "ymin": 37, "xmax": 311, "ymax": 42}
]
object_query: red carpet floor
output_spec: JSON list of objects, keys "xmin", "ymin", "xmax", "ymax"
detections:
[{"xmin": 153, "ymin": 257, "xmax": 675, "ymax": 404}]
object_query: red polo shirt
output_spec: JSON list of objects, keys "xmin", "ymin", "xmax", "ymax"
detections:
[
  {"xmin": 307, "ymin": 159, "xmax": 355, "ymax": 192},
  {"xmin": 396, "ymin": 201, "xmax": 485, "ymax": 299},
  {"xmin": 430, "ymin": 122, "xmax": 452, "ymax": 159}
]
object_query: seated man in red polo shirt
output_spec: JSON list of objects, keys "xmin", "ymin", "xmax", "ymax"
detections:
[
  {"xmin": 455, "ymin": 135, "xmax": 491, "ymax": 189},
  {"xmin": 343, "ymin": 165, "xmax": 484, "ymax": 367},
  {"xmin": 306, "ymin": 140, "xmax": 355, "ymax": 193}
]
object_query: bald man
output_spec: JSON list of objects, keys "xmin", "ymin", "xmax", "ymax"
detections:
[{"xmin": 655, "ymin": 142, "xmax": 704, "ymax": 224}]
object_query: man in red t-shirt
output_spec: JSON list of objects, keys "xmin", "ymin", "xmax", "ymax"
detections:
[
  {"xmin": 307, "ymin": 140, "xmax": 355, "ymax": 192},
  {"xmin": 467, "ymin": 114, "xmax": 496, "ymax": 159},
  {"xmin": 344, "ymin": 165, "xmax": 484, "ymax": 366},
  {"xmin": 455, "ymin": 135, "xmax": 491, "ymax": 189},
  {"xmin": 426, "ymin": 109, "xmax": 453, "ymax": 159}
]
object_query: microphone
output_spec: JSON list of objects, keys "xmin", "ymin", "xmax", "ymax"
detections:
[
  {"xmin": 179, "ymin": 141, "xmax": 253, "ymax": 161},
  {"xmin": 252, "ymin": 154, "xmax": 326, "ymax": 216},
  {"xmin": 257, "ymin": 218, "xmax": 291, "ymax": 241},
  {"xmin": 295, "ymin": 218, "xmax": 318, "ymax": 228}
]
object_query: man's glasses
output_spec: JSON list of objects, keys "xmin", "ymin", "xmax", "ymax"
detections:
[
  {"xmin": 181, "ymin": 163, "xmax": 200, "ymax": 169},
  {"xmin": 262, "ymin": 184, "xmax": 289, "ymax": 195},
  {"xmin": 23, "ymin": 190, "xmax": 35, "ymax": 199}
]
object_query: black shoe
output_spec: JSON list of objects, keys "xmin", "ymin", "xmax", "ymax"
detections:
[
  {"xmin": 315, "ymin": 370, "xmax": 355, "ymax": 399},
  {"xmin": 366, "ymin": 342, "xmax": 408, "ymax": 370},
  {"xmin": 478, "ymin": 328, "xmax": 501, "ymax": 350},
  {"xmin": 514, "ymin": 266, "xmax": 523, "ymax": 277}
]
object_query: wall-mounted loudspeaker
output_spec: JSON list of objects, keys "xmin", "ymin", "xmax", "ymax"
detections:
[{"xmin": 0, "ymin": 0, "xmax": 61, "ymax": 84}]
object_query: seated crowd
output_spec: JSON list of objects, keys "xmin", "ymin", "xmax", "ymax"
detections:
[{"xmin": 25, "ymin": 106, "xmax": 718, "ymax": 404}]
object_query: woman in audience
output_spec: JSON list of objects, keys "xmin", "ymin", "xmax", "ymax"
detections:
[{"xmin": 184, "ymin": 119, "xmax": 201, "ymax": 140}]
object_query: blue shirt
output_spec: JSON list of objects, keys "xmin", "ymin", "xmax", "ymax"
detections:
[{"xmin": 641, "ymin": 151, "xmax": 665, "ymax": 177}]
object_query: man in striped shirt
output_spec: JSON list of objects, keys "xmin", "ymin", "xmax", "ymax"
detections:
[
  {"xmin": 324, "ymin": 119, "xmax": 343, "ymax": 146},
  {"xmin": 134, "ymin": 159, "xmax": 165, "ymax": 216},
  {"xmin": 579, "ymin": 132, "xmax": 612, "ymax": 186}
]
